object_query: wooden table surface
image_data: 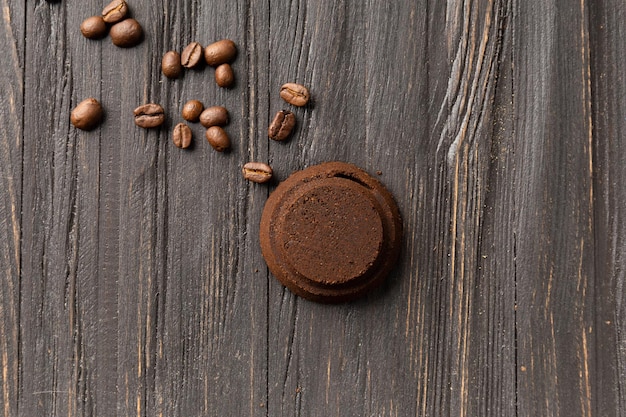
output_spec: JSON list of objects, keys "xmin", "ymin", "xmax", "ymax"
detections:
[{"xmin": 1, "ymin": 1, "xmax": 625, "ymax": 416}]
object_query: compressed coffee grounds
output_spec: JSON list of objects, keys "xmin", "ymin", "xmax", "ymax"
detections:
[{"xmin": 260, "ymin": 162, "xmax": 402, "ymax": 303}]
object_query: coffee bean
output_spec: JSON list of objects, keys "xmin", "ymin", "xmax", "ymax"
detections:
[
  {"xmin": 205, "ymin": 126, "xmax": 230, "ymax": 152},
  {"xmin": 71, "ymin": 98, "xmax": 104, "ymax": 131},
  {"xmin": 182, "ymin": 100, "xmax": 204, "ymax": 122},
  {"xmin": 242, "ymin": 162, "xmax": 273, "ymax": 183},
  {"xmin": 173, "ymin": 123, "xmax": 192, "ymax": 149},
  {"xmin": 215, "ymin": 64, "xmax": 234, "ymax": 88},
  {"xmin": 80, "ymin": 16, "xmax": 108, "ymax": 39},
  {"xmin": 268, "ymin": 110, "xmax": 296, "ymax": 141},
  {"xmin": 181, "ymin": 42, "xmax": 203, "ymax": 68},
  {"xmin": 161, "ymin": 51, "xmax": 182, "ymax": 79},
  {"xmin": 133, "ymin": 103, "xmax": 165, "ymax": 128},
  {"xmin": 102, "ymin": 0, "xmax": 128, "ymax": 24},
  {"xmin": 199, "ymin": 106, "xmax": 229, "ymax": 128},
  {"xmin": 204, "ymin": 39, "xmax": 237, "ymax": 67},
  {"xmin": 280, "ymin": 83, "xmax": 310, "ymax": 107},
  {"xmin": 110, "ymin": 18, "xmax": 143, "ymax": 48}
]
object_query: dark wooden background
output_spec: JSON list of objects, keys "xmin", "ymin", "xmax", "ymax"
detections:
[{"xmin": 1, "ymin": 0, "xmax": 625, "ymax": 416}]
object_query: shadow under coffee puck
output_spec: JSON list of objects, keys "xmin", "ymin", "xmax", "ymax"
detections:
[{"xmin": 260, "ymin": 161, "xmax": 402, "ymax": 303}]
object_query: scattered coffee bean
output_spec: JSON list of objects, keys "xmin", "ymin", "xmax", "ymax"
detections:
[
  {"xmin": 268, "ymin": 110, "xmax": 296, "ymax": 141},
  {"xmin": 205, "ymin": 126, "xmax": 230, "ymax": 152},
  {"xmin": 280, "ymin": 83, "xmax": 310, "ymax": 107},
  {"xmin": 182, "ymin": 100, "xmax": 204, "ymax": 122},
  {"xmin": 110, "ymin": 18, "xmax": 143, "ymax": 48},
  {"xmin": 181, "ymin": 42, "xmax": 203, "ymax": 68},
  {"xmin": 199, "ymin": 106, "xmax": 229, "ymax": 128},
  {"xmin": 133, "ymin": 103, "xmax": 165, "ymax": 128},
  {"xmin": 204, "ymin": 39, "xmax": 237, "ymax": 67},
  {"xmin": 173, "ymin": 123, "xmax": 192, "ymax": 149},
  {"xmin": 102, "ymin": 0, "xmax": 128, "ymax": 24},
  {"xmin": 242, "ymin": 162, "xmax": 273, "ymax": 183},
  {"xmin": 80, "ymin": 16, "xmax": 108, "ymax": 39},
  {"xmin": 71, "ymin": 98, "xmax": 104, "ymax": 131},
  {"xmin": 161, "ymin": 51, "xmax": 182, "ymax": 79},
  {"xmin": 215, "ymin": 64, "xmax": 235, "ymax": 88}
]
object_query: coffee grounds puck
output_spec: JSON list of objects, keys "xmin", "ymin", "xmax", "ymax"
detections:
[{"xmin": 260, "ymin": 161, "xmax": 402, "ymax": 303}]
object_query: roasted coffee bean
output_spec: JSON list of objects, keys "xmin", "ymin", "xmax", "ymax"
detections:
[
  {"xmin": 215, "ymin": 64, "xmax": 234, "ymax": 88},
  {"xmin": 173, "ymin": 123, "xmax": 192, "ymax": 149},
  {"xmin": 199, "ymin": 106, "xmax": 229, "ymax": 128},
  {"xmin": 71, "ymin": 98, "xmax": 103, "ymax": 131},
  {"xmin": 204, "ymin": 39, "xmax": 237, "ymax": 67},
  {"xmin": 181, "ymin": 42, "xmax": 203, "ymax": 68},
  {"xmin": 110, "ymin": 18, "xmax": 143, "ymax": 48},
  {"xmin": 242, "ymin": 162, "xmax": 273, "ymax": 183},
  {"xmin": 182, "ymin": 100, "xmax": 204, "ymax": 122},
  {"xmin": 133, "ymin": 103, "xmax": 165, "ymax": 128},
  {"xmin": 80, "ymin": 16, "xmax": 108, "ymax": 39},
  {"xmin": 268, "ymin": 110, "xmax": 296, "ymax": 141},
  {"xmin": 161, "ymin": 51, "xmax": 182, "ymax": 79},
  {"xmin": 280, "ymin": 83, "xmax": 310, "ymax": 107},
  {"xmin": 205, "ymin": 126, "xmax": 230, "ymax": 152},
  {"xmin": 102, "ymin": 0, "xmax": 128, "ymax": 24}
]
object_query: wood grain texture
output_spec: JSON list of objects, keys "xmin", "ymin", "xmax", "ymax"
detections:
[
  {"xmin": 512, "ymin": 0, "xmax": 616, "ymax": 415},
  {"xmin": 589, "ymin": 0, "xmax": 626, "ymax": 414},
  {"xmin": 1, "ymin": 0, "xmax": 625, "ymax": 416},
  {"xmin": 19, "ymin": 1, "xmax": 81, "ymax": 416},
  {"xmin": 0, "ymin": 2, "xmax": 23, "ymax": 417}
]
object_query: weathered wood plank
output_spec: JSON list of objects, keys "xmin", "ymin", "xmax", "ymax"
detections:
[
  {"xmin": 398, "ymin": 0, "xmax": 515, "ymax": 415},
  {"xmin": 414, "ymin": 0, "xmax": 517, "ymax": 414},
  {"xmin": 0, "ymin": 2, "xmax": 24, "ymax": 417},
  {"xmin": 512, "ymin": 0, "xmax": 616, "ymax": 415},
  {"xmin": 589, "ymin": 0, "xmax": 626, "ymax": 414},
  {"xmin": 151, "ymin": 0, "xmax": 269, "ymax": 415},
  {"xmin": 66, "ymin": 1, "xmax": 112, "ymax": 415},
  {"xmin": 471, "ymin": 4, "xmax": 518, "ymax": 414},
  {"xmin": 17, "ymin": 0, "xmax": 121, "ymax": 415},
  {"xmin": 19, "ymin": 1, "xmax": 86, "ymax": 416},
  {"xmin": 99, "ymin": 3, "xmax": 168, "ymax": 415}
]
